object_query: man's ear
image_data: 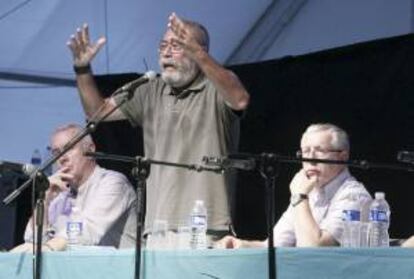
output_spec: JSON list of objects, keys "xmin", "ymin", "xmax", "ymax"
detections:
[
  {"xmin": 84, "ymin": 142, "xmax": 96, "ymax": 153},
  {"xmin": 84, "ymin": 143, "xmax": 96, "ymax": 161},
  {"xmin": 89, "ymin": 143, "xmax": 96, "ymax": 153}
]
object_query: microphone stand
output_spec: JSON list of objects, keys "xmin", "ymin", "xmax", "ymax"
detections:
[
  {"xmin": 131, "ymin": 157, "xmax": 149, "ymax": 279},
  {"xmin": 208, "ymin": 152, "xmax": 414, "ymax": 279},
  {"xmin": 258, "ymin": 154, "xmax": 278, "ymax": 279},
  {"xmin": 2, "ymin": 86, "xmax": 140, "ymax": 279},
  {"xmin": 32, "ymin": 171, "xmax": 49, "ymax": 279},
  {"xmin": 83, "ymin": 151, "xmax": 222, "ymax": 279}
]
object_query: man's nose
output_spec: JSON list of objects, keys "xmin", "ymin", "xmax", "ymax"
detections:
[
  {"xmin": 307, "ymin": 149, "xmax": 317, "ymax": 158},
  {"xmin": 161, "ymin": 50, "xmax": 173, "ymax": 58},
  {"xmin": 307, "ymin": 150, "xmax": 319, "ymax": 165}
]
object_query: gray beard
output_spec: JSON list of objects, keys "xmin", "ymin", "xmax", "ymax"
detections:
[{"xmin": 161, "ymin": 65, "xmax": 199, "ymax": 88}]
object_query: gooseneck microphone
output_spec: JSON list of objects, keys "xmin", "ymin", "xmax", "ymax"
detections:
[
  {"xmin": 113, "ymin": 70, "xmax": 157, "ymax": 95},
  {"xmin": 0, "ymin": 160, "xmax": 37, "ymax": 176}
]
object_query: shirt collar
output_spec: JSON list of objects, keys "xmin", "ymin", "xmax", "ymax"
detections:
[{"xmin": 76, "ymin": 165, "xmax": 100, "ymax": 196}]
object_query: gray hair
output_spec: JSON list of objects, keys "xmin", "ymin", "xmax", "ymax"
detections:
[
  {"xmin": 182, "ymin": 19, "xmax": 210, "ymax": 52},
  {"xmin": 51, "ymin": 123, "xmax": 94, "ymax": 150},
  {"xmin": 303, "ymin": 123, "xmax": 350, "ymax": 151}
]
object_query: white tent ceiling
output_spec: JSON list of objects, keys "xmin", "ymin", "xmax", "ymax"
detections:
[
  {"xmin": 0, "ymin": 0, "xmax": 412, "ymax": 163},
  {"xmin": 0, "ymin": 0, "xmax": 272, "ymax": 76}
]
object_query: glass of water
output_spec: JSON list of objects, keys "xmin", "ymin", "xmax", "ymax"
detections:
[
  {"xmin": 147, "ymin": 219, "xmax": 168, "ymax": 250},
  {"xmin": 176, "ymin": 225, "xmax": 191, "ymax": 250}
]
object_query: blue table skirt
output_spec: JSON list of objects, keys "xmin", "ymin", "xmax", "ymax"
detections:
[{"xmin": 1, "ymin": 247, "xmax": 414, "ymax": 279}]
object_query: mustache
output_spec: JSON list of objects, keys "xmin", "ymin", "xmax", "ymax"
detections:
[{"xmin": 161, "ymin": 58, "xmax": 179, "ymax": 67}]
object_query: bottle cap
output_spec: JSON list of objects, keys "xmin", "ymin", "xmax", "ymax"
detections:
[
  {"xmin": 195, "ymin": 200, "xmax": 204, "ymax": 206},
  {"xmin": 375, "ymin": 192, "xmax": 385, "ymax": 200}
]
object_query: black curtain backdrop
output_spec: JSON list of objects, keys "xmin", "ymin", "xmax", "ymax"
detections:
[{"xmin": 12, "ymin": 33, "xmax": 413, "ymax": 246}]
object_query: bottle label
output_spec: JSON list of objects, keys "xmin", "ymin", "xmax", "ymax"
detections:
[
  {"xmin": 31, "ymin": 158, "xmax": 41, "ymax": 165},
  {"xmin": 369, "ymin": 210, "xmax": 388, "ymax": 222},
  {"xmin": 67, "ymin": 221, "xmax": 83, "ymax": 242},
  {"xmin": 191, "ymin": 215, "xmax": 207, "ymax": 227},
  {"xmin": 342, "ymin": 209, "xmax": 360, "ymax": 221}
]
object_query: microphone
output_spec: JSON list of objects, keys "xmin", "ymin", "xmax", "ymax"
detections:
[
  {"xmin": 397, "ymin": 151, "xmax": 414, "ymax": 163},
  {"xmin": 0, "ymin": 160, "xmax": 37, "ymax": 176},
  {"xmin": 114, "ymin": 71, "xmax": 157, "ymax": 95},
  {"xmin": 202, "ymin": 155, "xmax": 256, "ymax": 171}
]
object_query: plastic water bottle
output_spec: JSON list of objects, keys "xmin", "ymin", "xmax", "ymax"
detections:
[
  {"xmin": 190, "ymin": 200, "xmax": 208, "ymax": 249},
  {"xmin": 66, "ymin": 207, "xmax": 83, "ymax": 249},
  {"xmin": 369, "ymin": 192, "xmax": 390, "ymax": 247},
  {"xmin": 341, "ymin": 191, "xmax": 361, "ymax": 247},
  {"xmin": 31, "ymin": 149, "xmax": 42, "ymax": 168}
]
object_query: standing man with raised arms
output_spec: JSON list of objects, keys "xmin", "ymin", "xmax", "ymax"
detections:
[{"xmin": 67, "ymin": 13, "xmax": 250, "ymax": 242}]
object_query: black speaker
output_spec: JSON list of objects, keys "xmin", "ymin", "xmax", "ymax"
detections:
[{"xmin": 0, "ymin": 172, "xmax": 32, "ymax": 250}]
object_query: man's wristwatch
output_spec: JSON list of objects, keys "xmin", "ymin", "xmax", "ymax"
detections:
[{"xmin": 290, "ymin": 193, "xmax": 308, "ymax": 207}]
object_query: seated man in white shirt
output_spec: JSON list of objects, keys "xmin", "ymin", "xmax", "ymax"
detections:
[
  {"xmin": 218, "ymin": 123, "xmax": 372, "ymax": 248},
  {"xmin": 23, "ymin": 123, "xmax": 137, "ymax": 250}
]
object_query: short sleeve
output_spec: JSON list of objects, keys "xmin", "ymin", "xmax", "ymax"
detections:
[{"xmin": 320, "ymin": 182, "xmax": 372, "ymax": 244}]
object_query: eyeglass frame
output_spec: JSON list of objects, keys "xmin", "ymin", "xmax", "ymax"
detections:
[{"xmin": 158, "ymin": 40, "xmax": 183, "ymax": 54}]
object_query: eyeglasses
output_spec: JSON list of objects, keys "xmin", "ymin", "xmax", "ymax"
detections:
[
  {"xmin": 51, "ymin": 147, "xmax": 74, "ymax": 158},
  {"xmin": 158, "ymin": 40, "xmax": 183, "ymax": 54},
  {"xmin": 296, "ymin": 147, "xmax": 343, "ymax": 159},
  {"xmin": 50, "ymin": 144, "xmax": 81, "ymax": 157}
]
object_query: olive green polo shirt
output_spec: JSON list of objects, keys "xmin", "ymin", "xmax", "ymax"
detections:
[{"xmin": 114, "ymin": 74, "xmax": 240, "ymax": 233}]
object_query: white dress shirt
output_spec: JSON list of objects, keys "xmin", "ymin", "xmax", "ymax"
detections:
[
  {"xmin": 273, "ymin": 169, "xmax": 372, "ymax": 246},
  {"xmin": 25, "ymin": 166, "xmax": 137, "ymax": 248}
]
